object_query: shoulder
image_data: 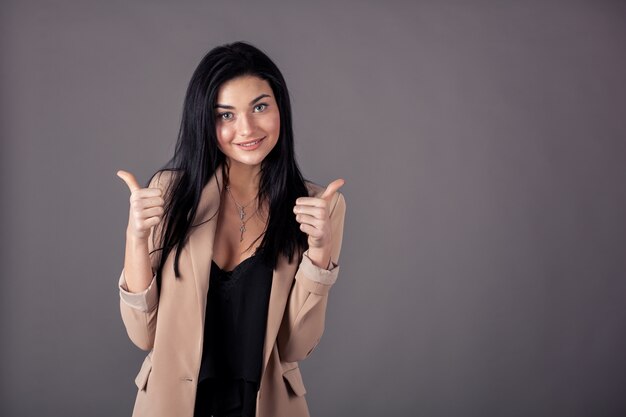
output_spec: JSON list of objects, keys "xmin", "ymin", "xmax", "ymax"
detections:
[
  {"xmin": 304, "ymin": 180, "xmax": 346, "ymax": 214},
  {"xmin": 148, "ymin": 169, "xmax": 180, "ymax": 191},
  {"xmin": 304, "ymin": 180, "xmax": 324, "ymax": 198}
]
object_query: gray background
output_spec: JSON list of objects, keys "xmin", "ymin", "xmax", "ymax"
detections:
[{"xmin": 1, "ymin": 1, "xmax": 625, "ymax": 416}]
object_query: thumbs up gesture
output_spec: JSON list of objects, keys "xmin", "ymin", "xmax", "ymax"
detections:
[
  {"xmin": 293, "ymin": 179, "xmax": 345, "ymax": 258},
  {"xmin": 117, "ymin": 170, "xmax": 165, "ymax": 241}
]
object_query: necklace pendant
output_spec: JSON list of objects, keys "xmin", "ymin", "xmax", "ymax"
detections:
[
  {"xmin": 239, "ymin": 207, "xmax": 245, "ymax": 221},
  {"xmin": 239, "ymin": 223, "xmax": 246, "ymax": 242}
]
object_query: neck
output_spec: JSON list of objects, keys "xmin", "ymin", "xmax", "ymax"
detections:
[{"xmin": 224, "ymin": 159, "xmax": 261, "ymax": 198}]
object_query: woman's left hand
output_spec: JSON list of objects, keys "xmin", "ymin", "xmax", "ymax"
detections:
[{"xmin": 293, "ymin": 178, "xmax": 345, "ymax": 253}]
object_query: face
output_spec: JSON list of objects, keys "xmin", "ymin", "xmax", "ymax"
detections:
[{"xmin": 214, "ymin": 75, "xmax": 281, "ymax": 170}]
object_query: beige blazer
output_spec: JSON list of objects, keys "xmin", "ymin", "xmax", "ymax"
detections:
[{"xmin": 118, "ymin": 164, "xmax": 346, "ymax": 417}]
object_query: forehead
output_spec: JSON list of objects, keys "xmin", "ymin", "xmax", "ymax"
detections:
[{"xmin": 216, "ymin": 75, "xmax": 273, "ymax": 103}]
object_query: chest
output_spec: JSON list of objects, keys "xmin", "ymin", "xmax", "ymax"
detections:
[{"xmin": 212, "ymin": 197, "xmax": 269, "ymax": 271}]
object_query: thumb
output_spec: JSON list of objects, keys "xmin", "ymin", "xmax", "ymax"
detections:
[
  {"xmin": 320, "ymin": 178, "xmax": 345, "ymax": 202},
  {"xmin": 116, "ymin": 170, "xmax": 141, "ymax": 193}
]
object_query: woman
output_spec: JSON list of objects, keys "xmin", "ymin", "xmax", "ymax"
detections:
[{"xmin": 115, "ymin": 41, "xmax": 347, "ymax": 417}]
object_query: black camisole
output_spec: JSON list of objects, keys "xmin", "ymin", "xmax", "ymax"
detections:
[{"xmin": 194, "ymin": 248, "xmax": 274, "ymax": 417}]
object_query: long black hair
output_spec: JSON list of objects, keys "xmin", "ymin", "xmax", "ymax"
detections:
[{"xmin": 147, "ymin": 41, "xmax": 309, "ymax": 291}]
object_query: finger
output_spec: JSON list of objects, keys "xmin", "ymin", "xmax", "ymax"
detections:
[
  {"xmin": 299, "ymin": 222, "xmax": 323, "ymax": 238},
  {"xmin": 132, "ymin": 188, "xmax": 163, "ymax": 198},
  {"xmin": 320, "ymin": 178, "xmax": 345, "ymax": 201},
  {"xmin": 293, "ymin": 205, "xmax": 324, "ymax": 218},
  {"xmin": 131, "ymin": 196, "xmax": 165, "ymax": 208},
  {"xmin": 136, "ymin": 206, "xmax": 164, "ymax": 219},
  {"xmin": 294, "ymin": 197, "xmax": 326, "ymax": 207},
  {"xmin": 117, "ymin": 170, "xmax": 141, "ymax": 193},
  {"xmin": 142, "ymin": 216, "xmax": 163, "ymax": 228},
  {"xmin": 295, "ymin": 213, "xmax": 323, "ymax": 229}
]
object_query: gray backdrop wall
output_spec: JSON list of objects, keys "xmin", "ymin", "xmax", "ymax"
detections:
[{"xmin": 1, "ymin": 1, "xmax": 625, "ymax": 416}]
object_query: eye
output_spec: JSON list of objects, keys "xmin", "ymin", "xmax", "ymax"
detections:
[
  {"xmin": 253, "ymin": 103, "xmax": 268, "ymax": 112},
  {"xmin": 217, "ymin": 112, "xmax": 233, "ymax": 121}
]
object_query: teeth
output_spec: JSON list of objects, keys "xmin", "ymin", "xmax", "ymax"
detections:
[{"xmin": 240, "ymin": 139, "xmax": 260, "ymax": 147}]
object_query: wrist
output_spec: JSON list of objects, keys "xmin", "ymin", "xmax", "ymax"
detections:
[
  {"xmin": 307, "ymin": 247, "xmax": 332, "ymax": 269},
  {"xmin": 126, "ymin": 229, "xmax": 149, "ymax": 247}
]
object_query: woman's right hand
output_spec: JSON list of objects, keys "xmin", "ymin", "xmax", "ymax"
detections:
[{"xmin": 116, "ymin": 170, "xmax": 165, "ymax": 241}]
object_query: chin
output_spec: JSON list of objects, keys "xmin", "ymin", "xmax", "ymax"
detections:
[{"xmin": 229, "ymin": 154, "xmax": 267, "ymax": 167}]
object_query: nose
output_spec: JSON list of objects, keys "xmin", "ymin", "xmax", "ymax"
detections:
[{"xmin": 237, "ymin": 113, "xmax": 254, "ymax": 137}]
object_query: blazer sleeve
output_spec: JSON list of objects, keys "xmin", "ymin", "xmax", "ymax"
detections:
[
  {"xmin": 117, "ymin": 171, "xmax": 171, "ymax": 351},
  {"xmin": 277, "ymin": 191, "xmax": 347, "ymax": 362}
]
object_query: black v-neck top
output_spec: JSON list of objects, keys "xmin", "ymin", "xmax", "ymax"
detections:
[{"xmin": 194, "ymin": 248, "xmax": 274, "ymax": 417}]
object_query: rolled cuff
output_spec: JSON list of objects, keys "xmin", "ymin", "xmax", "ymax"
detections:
[
  {"xmin": 118, "ymin": 270, "xmax": 158, "ymax": 313},
  {"xmin": 296, "ymin": 249, "xmax": 340, "ymax": 292}
]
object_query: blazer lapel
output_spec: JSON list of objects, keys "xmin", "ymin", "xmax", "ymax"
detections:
[
  {"xmin": 186, "ymin": 163, "xmax": 298, "ymax": 377},
  {"xmin": 261, "ymin": 254, "xmax": 298, "ymax": 377},
  {"xmin": 188, "ymin": 166, "xmax": 224, "ymax": 329}
]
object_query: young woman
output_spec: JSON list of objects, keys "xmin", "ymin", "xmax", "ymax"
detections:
[{"xmin": 115, "ymin": 41, "xmax": 347, "ymax": 417}]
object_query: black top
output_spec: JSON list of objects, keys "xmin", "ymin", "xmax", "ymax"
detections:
[{"xmin": 194, "ymin": 248, "xmax": 274, "ymax": 417}]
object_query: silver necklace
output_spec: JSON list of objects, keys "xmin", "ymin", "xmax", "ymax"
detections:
[{"xmin": 225, "ymin": 185, "xmax": 259, "ymax": 242}]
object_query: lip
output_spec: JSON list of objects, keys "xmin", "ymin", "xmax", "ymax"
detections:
[{"xmin": 236, "ymin": 136, "xmax": 266, "ymax": 150}]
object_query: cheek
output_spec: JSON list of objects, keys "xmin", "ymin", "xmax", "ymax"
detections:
[
  {"xmin": 216, "ymin": 124, "xmax": 235, "ymax": 145},
  {"xmin": 266, "ymin": 112, "xmax": 281, "ymax": 136}
]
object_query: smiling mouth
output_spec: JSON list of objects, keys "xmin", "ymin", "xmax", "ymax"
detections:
[{"xmin": 236, "ymin": 137, "xmax": 265, "ymax": 147}]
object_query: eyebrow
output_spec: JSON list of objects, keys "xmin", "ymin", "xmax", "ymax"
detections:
[{"xmin": 214, "ymin": 93, "xmax": 271, "ymax": 109}]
